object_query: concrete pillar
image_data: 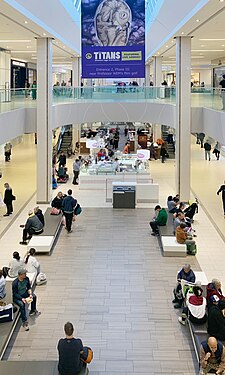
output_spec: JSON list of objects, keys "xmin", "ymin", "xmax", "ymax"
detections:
[
  {"xmin": 36, "ymin": 37, "xmax": 52, "ymax": 203},
  {"xmin": 152, "ymin": 56, "xmax": 162, "ymax": 86},
  {"xmin": 145, "ymin": 64, "xmax": 150, "ymax": 86},
  {"xmin": 72, "ymin": 124, "xmax": 80, "ymax": 150},
  {"xmin": 175, "ymin": 36, "xmax": 191, "ymax": 201},
  {"xmin": 72, "ymin": 57, "xmax": 80, "ymax": 87},
  {"xmin": 153, "ymin": 124, "xmax": 161, "ymax": 141}
]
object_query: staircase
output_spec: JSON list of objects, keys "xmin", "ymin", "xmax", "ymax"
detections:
[
  {"xmin": 59, "ymin": 125, "xmax": 72, "ymax": 153},
  {"xmin": 162, "ymin": 127, "xmax": 175, "ymax": 159}
]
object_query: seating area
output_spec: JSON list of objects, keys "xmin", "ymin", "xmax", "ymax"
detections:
[
  {"xmin": 0, "ymin": 361, "xmax": 87, "ymax": 374},
  {"xmin": 27, "ymin": 207, "xmax": 62, "ymax": 254},
  {"xmin": 161, "ymin": 236, "xmax": 187, "ymax": 257}
]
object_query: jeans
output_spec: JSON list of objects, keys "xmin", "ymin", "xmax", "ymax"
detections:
[
  {"xmin": 73, "ymin": 171, "xmax": 79, "ymax": 184},
  {"xmin": 64, "ymin": 212, "xmax": 73, "ymax": 232},
  {"xmin": 205, "ymin": 150, "xmax": 211, "ymax": 160},
  {"xmin": 14, "ymin": 292, "xmax": 37, "ymax": 322},
  {"xmin": 22, "ymin": 228, "xmax": 43, "ymax": 242},
  {"xmin": 149, "ymin": 221, "xmax": 159, "ymax": 234}
]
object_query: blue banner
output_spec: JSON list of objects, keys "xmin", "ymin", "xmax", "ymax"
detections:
[{"xmin": 81, "ymin": 0, "xmax": 145, "ymax": 79}]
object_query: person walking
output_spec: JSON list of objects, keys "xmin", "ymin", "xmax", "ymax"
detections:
[
  {"xmin": 204, "ymin": 140, "xmax": 211, "ymax": 161},
  {"xmin": 213, "ymin": 141, "xmax": 221, "ymax": 160},
  {"xmin": 72, "ymin": 159, "xmax": 80, "ymax": 185},
  {"xmin": 198, "ymin": 132, "xmax": 205, "ymax": 148},
  {"xmin": 160, "ymin": 143, "xmax": 167, "ymax": 163},
  {"xmin": 58, "ymin": 151, "xmax": 67, "ymax": 167},
  {"xmin": 3, "ymin": 182, "xmax": 14, "ymax": 216},
  {"xmin": 31, "ymin": 81, "xmax": 37, "ymax": 100},
  {"xmin": 62, "ymin": 190, "xmax": 77, "ymax": 233},
  {"xmin": 4, "ymin": 142, "xmax": 12, "ymax": 162},
  {"xmin": 217, "ymin": 181, "xmax": 225, "ymax": 218},
  {"xmin": 219, "ymin": 74, "xmax": 225, "ymax": 110}
]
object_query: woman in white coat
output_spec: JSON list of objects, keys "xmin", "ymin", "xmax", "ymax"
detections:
[{"xmin": 24, "ymin": 248, "xmax": 40, "ymax": 275}]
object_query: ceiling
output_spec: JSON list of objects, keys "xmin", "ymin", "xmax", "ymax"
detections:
[
  {"xmin": 152, "ymin": 0, "xmax": 225, "ymax": 70},
  {"xmin": 0, "ymin": 0, "xmax": 78, "ymax": 69},
  {"xmin": 1, "ymin": 0, "xmax": 225, "ymax": 72}
]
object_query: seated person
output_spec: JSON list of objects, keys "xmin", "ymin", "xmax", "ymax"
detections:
[
  {"xmin": 168, "ymin": 197, "xmax": 179, "ymax": 213},
  {"xmin": 51, "ymin": 191, "xmax": 65, "ymax": 210},
  {"xmin": 58, "ymin": 321, "xmax": 86, "ymax": 375},
  {"xmin": 12, "ymin": 268, "xmax": 41, "ymax": 331},
  {"xmin": 57, "ymin": 166, "xmax": 68, "ymax": 179},
  {"xmin": 208, "ymin": 300, "xmax": 225, "ymax": 342},
  {"xmin": 173, "ymin": 202, "xmax": 185, "ymax": 216},
  {"xmin": 172, "ymin": 264, "xmax": 196, "ymax": 309},
  {"xmin": 20, "ymin": 210, "xmax": 44, "ymax": 245},
  {"xmin": 123, "ymin": 142, "xmax": 130, "ymax": 154},
  {"xmin": 97, "ymin": 149, "xmax": 106, "ymax": 160},
  {"xmin": 8, "ymin": 251, "xmax": 25, "ymax": 278},
  {"xmin": 34, "ymin": 206, "xmax": 45, "ymax": 226},
  {"xmin": 149, "ymin": 205, "xmax": 168, "ymax": 236},
  {"xmin": 108, "ymin": 149, "xmax": 114, "ymax": 158},
  {"xmin": 207, "ymin": 279, "xmax": 225, "ymax": 309},
  {"xmin": 178, "ymin": 285, "xmax": 207, "ymax": 325},
  {"xmin": 167, "ymin": 195, "xmax": 173, "ymax": 209},
  {"xmin": 0, "ymin": 269, "xmax": 6, "ymax": 299},
  {"xmin": 24, "ymin": 248, "xmax": 40, "ymax": 274},
  {"xmin": 175, "ymin": 223, "xmax": 196, "ymax": 253},
  {"xmin": 200, "ymin": 337, "xmax": 225, "ymax": 375}
]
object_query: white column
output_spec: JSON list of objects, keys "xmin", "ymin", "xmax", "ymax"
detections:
[
  {"xmin": 36, "ymin": 38, "xmax": 52, "ymax": 203},
  {"xmin": 152, "ymin": 56, "xmax": 162, "ymax": 86},
  {"xmin": 72, "ymin": 57, "xmax": 80, "ymax": 87},
  {"xmin": 145, "ymin": 64, "xmax": 150, "ymax": 86},
  {"xmin": 153, "ymin": 124, "xmax": 161, "ymax": 141},
  {"xmin": 175, "ymin": 36, "xmax": 191, "ymax": 201},
  {"xmin": 72, "ymin": 124, "xmax": 80, "ymax": 150}
]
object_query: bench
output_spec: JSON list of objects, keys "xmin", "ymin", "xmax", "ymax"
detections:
[
  {"xmin": 27, "ymin": 208, "xmax": 62, "ymax": 254},
  {"xmin": 0, "ymin": 272, "xmax": 37, "ymax": 360},
  {"xmin": 0, "ymin": 361, "xmax": 88, "ymax": 374},
  {"xmin": 161, "ymin": 236, "xmax": 186, "ymax": 257},
  {"xmin": 159, "ymin": 211, "xmax": 174, "ymax": 236},
  {"xmin": 5, "ymin": 272, "xmax": 37, "ymax": 304}
]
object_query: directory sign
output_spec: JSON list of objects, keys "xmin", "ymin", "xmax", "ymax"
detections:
[{"xmin": 81, "ymin": 0, "xmax": 145, "ymax": 78}]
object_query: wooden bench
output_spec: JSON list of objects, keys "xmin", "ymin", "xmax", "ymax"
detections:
[
  {"xmin": 161, "ymin": 236, "xmax": 186, "ymax": 257},
  {"xmin": 0, "ymin": 360, "xmax": 88, "ymax": 374},
  {"xmin": 27, "ymin": 207, "xmax": 62, "ymax": 254}
]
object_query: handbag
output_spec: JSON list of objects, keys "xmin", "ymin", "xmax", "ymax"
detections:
[
  {"xmin": 36, "ymin": 272, "xmax": 47, "ymax": 286},
  {"xmin": 80, "ymin": 346, "xmax": 93, "ymax": 364},
  {"xmin": 50, "ymin": 207, "xmax": 60, "ymax": 215},
  {"xmin": 12, "ymin": 195, "xmax": 16, "ymax": 201},
  {"xmin": 74, "ymin": 203, "xmax": 82, "ymax": 216},
  {"xmin": 0, "ymin": 303, "xmax": 13, "ymax": 323}
]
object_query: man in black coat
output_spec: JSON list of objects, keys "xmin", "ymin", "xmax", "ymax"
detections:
[
  {"xmin": 208, "ymin": 300, "xmax": 225, "ymax": 342},
  {"xmin": 3, "ymin": 182, "xmax": 14, "ymax": 216},
  {"xmin": 217, "ymin": 180, "xmax": 225, "ymax": 218}
]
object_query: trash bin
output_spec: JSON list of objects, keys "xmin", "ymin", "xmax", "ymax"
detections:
[{"xmin": 113, "ymin": 185, "xmax": 136, "ymax": 208}]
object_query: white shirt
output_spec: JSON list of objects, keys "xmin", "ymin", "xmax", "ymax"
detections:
[
  {"xmin": 24, "ymin": 255, "xmax": 40, "ymax": 273},
  {"xmin": 8, "ymin": 259, "xmax": 25, "ymax": 278}
]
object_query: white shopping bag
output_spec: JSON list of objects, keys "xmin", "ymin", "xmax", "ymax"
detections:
[{"xmin": 0, "ymin": 193, "xmax": 5, "ymax": 207}]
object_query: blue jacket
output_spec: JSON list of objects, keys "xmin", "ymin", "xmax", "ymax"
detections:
[
  {"xmin": 62, "ymin": 196, "xmax": 77, "ymax": 213},
  {"xmin": 177, "ymin": 268, "xmax": 195, "ymax": 283}
]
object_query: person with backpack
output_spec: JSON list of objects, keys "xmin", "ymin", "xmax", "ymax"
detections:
[
  {"xmin": 62, "ymin": 190, "xmax": 77, "ymax": 233},
  {"xmin": 204, "ymin": 140, "xmax": 211, "ymax": 161}
]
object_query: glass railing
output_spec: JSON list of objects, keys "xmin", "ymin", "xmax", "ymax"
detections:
[{"xmin": 0, "ymin": 86, "xmax": 225, "ymax": 114}]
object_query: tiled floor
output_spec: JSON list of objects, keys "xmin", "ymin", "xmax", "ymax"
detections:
[
  {"xmin": 5, "ymin": 208, "xmax": 199, "ymax": 374},
  {"xmin": 1, "ymin": 132, "xmax": 225, "ymax": 374}
]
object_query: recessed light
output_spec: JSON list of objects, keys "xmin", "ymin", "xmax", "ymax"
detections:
[
  {"xmin": 196, "ymin": 19, "xmax": 200, "ymax": 22},
  {"xmin": 181, "ymin": 32, "xmax": 184, "ymax": 35},
  {"xmin": 24, "ymin": 20, "xmax": 28, "ymax": 24},
  {"xmin": 219, "ymin": 0, "xmax": 224, "ymax": 3},
  {"xmin": 43, "ymin": 33, "xmax": 46, "ymax": 36},
  {"xmin": 166, "ymin": 45, "xmax": 168, "ymax": 48},
  {"xmin": 171, "ymin": 40, "xmax": 174, "ymax": 43},
  {"xmin": 222, "ymin": 45, "xmax": 225, "ymax": 47}
]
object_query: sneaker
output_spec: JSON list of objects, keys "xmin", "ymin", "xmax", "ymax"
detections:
[
  {"xmin": 19, "ymin": 241, "xmax": 27, "ymax": 245},
  {"xmin": 178, "ymin": 317, "xmax": 186, "ymax": 326},
  {"xmin": 29, "ymin": 310, "xmax": 41, "ymax": 317},
  {"xmin": 3, "ymin": 214, "xmax": 9, "ymax": 217},
  {"xmin": 23, "ymin": 321, "xmax": 29, "ymax": 331},
  {"xmin": 68, "ymin": 230, "xmax": 73, "ymax": 233},
  {"xmin": 151, "ymin": 232, "xmax": 156, "ymax": 236},
  {"xmin": 172, "ymin": 299, "xmax": 178, "ymax": 304},
  {"xmin": 174, "ymin": 303, "xmax": 182, "ymax": 309}
]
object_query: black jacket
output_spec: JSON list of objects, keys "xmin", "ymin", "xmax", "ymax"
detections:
[
  {"xmin": 4, "ymin": 188, "xmax": 13, "ymax": 204},
  {"xmin": 208, "ymin": 304, "xmax": 225, "ymax": 341}
]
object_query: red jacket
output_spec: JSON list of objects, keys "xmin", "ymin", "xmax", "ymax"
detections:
[{"xmin": 207, "ymin": 282, "xmax": 225, "ymax": 302}]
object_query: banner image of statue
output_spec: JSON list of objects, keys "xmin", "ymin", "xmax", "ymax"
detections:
[{"xmin": 81, "ymin": 0, "xmax": 145, "ymax": 78}]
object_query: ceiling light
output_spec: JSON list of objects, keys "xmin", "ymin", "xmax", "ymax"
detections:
[
  {"xmin": 219, "ymin": 0, "xmax": 224, "ymax": 2},
  {"xmin": 181, "ymin": 32, "xmax": 184, "ymax": 35},
  {"xmin": 166, "ymin": 45, "xmax": 168, "ymax": 48},
  {"xmin": 171, "ymin": 40, "xmax": 174, "ymax": 43},
  {"xmin": 199, "ymin": 39, "xmax": 225, "ymax": 41},
  {"xmin": 24, "ymin": 20, "xmax": 28, "ymax": 24},
  {"xmin": 200, "ymin": 44, "xmax": 206, "ymax": 47},
  {"xmin": 11, "ymin": 50, "xmax": 36, "ymax": 53},
  {"xmin": 0, "ymin": 40, "xmax": 31, "ymax": 42},
  {"xmin": 196, "ymin": 19, "xmax": 200, "ymax": 22},
  {"xmin": 193, "ymin": 49, "xmax": 224, "ymax": 51},
  {"xmin": 43, "ymin": 33, "xmax": 47, "ymax": 36}
]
